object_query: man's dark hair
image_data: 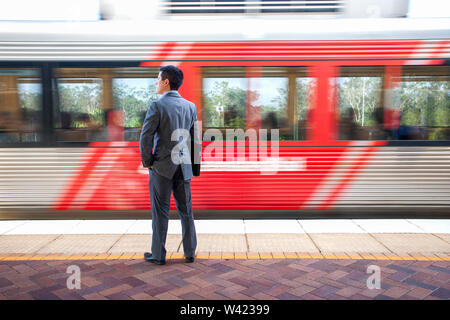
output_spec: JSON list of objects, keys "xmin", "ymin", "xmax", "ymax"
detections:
[{"xmin": 160, "ymin": 65, "xmax": 184, "ymax": 90}]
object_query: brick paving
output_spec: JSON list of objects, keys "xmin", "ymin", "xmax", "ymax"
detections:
[{"xmin": 0, "ymin": 258, "xmax": 448, "ymax": 300}]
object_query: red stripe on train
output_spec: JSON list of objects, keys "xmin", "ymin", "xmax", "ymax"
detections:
[{"xmin": 52, "ymin": 142, "xmax": 386, "ymax": 211}]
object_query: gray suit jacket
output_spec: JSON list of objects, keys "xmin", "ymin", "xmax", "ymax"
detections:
[{"xmin": 139, "ymin": 91, "xmax": 201, "ymax": 180}]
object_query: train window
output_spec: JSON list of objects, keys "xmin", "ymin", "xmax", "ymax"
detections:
[
  {"xmin": 337, "ymin": 67, "xmax": 383, "ymax": 140},
  {"xmin": 397, "ymin": 66, "xmax": 449, "ymax": 140},
  {"xmin": 53, "ymin": 67, "xmax": 159, "ymax": 142},
  {"xmin": 55, "ymin": 77, "xmax": 105, "ymax": 142},
  {"xmin": 202, "ymin": 67, "xmax": 310, "ymax": 141},
  {"xmin": 112, "ymin": 67, "xmax": 159, "ymax": 141},
  {"xmin": 0, "ymin": 68, "xmax": 42, "ymax": 143},
  {"xmin": 54, "ymin": 68, "xmax": 106, "ymax": 142},
  {"xmin": 202, "ymin": 67, "xmax": 247, "ymax": 132},
  {"xmin": 113, "ymin": 78, "xmax": 157, "ymax": 141},
  {"xmin": 203, "ymin": 77, "xmax": 246, "ymax": 132},
  {"xmin": 258, "ymin": 77, "xmax": 289, "ymax": 139},
  {"xmin": 295, "ymin": 73, "xmax": 314, "ymax": 140}
]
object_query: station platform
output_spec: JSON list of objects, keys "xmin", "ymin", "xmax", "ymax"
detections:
[
  {"xmin": 0, "ymin": 219, "xmax": 449, "ymax": 261},
  {"xmin": 0, "ymin": 219, "xmax": 449, "ymax": 300}
]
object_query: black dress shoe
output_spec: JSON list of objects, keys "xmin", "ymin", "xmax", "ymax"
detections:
[
  {"xmin": 185, "ymin": 257, "xmax": 195, "ymax": 263},
  {"xmin": 144, "ymin": 252, "xmax": 166, "ymax": 265}
]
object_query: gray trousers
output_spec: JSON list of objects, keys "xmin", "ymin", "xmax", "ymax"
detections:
[{"xmin": 149, "ymin": 166, "xmax": 197, "ymax": 261}]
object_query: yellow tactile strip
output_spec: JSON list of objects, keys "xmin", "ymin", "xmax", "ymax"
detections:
[{"xmin": 0, "ymin": 252, "xmax": 448, "ymax": 261}]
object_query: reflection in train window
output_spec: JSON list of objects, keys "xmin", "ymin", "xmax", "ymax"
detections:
[
  {"xmin": 54, "ymin": 67, "xmax": 159, "ymax": 142},
  {"xmin": 55, "ymin": 77, "xmax": 105, "ymax": 142},
  {"xmin": 202, "ymin": 67, "xmax": 311, "ymax": 141},
  {"xmin": 111, "ymin": 67, "xmax": 159, "ymax": 141},
  {"xmin": 295, "ymin": 76, "xmax": 314, "ymax": 140},
  {"xmin": 255, "ymin": 77, "xmax": 288, "ymax": 140},
  {"xmin": 399, "ymin": 66, "xmax": 449, "ymax": 140},
  {"xmin": 113, "ymin": 78, "xmax": 158, "ymax": 141},
  {"xmin": 338, "ymin": 67, "xmax": 383, "ymax": 140},
  {"xmin": 202, "ymin": 68, "xmax": 247, "ymax": 134},
  {"xmin": 203, "ymin": 77, "xmax": 246, "ymax": 130},
  {"xmin": 0, "ymin": 68, "xmax": 42, "ymax": 143}
]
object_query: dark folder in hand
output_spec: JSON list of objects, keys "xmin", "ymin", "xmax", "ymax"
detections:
[{"xmin": 191, "ymin": 139, "xmax": 201, "ymax": 177}]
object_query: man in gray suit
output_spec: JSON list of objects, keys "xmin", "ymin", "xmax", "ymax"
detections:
[{"xmin": 140, "ymin": 65, "xmax": 201, "ymax": 265}]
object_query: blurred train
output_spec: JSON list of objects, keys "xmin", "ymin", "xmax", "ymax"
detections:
[{"xmin": 0, "ymin": 17, "xmax": 449, "ymax": 219}]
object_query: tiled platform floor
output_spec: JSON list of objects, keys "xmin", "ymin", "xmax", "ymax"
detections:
[
  {"xmin": 0, "ymin": 233, "xmax": 449, "ymax": 261},
  {"xmin": 0, "ymin": 258, "xmax": 448, "ymax": 300},
  {"xmin": 0, "ymin": 219, "xmax": 448, "ymax": 300},
  {"xmin": 0, "ymin": 219, "xmax": 448, "ymax": 260}
]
